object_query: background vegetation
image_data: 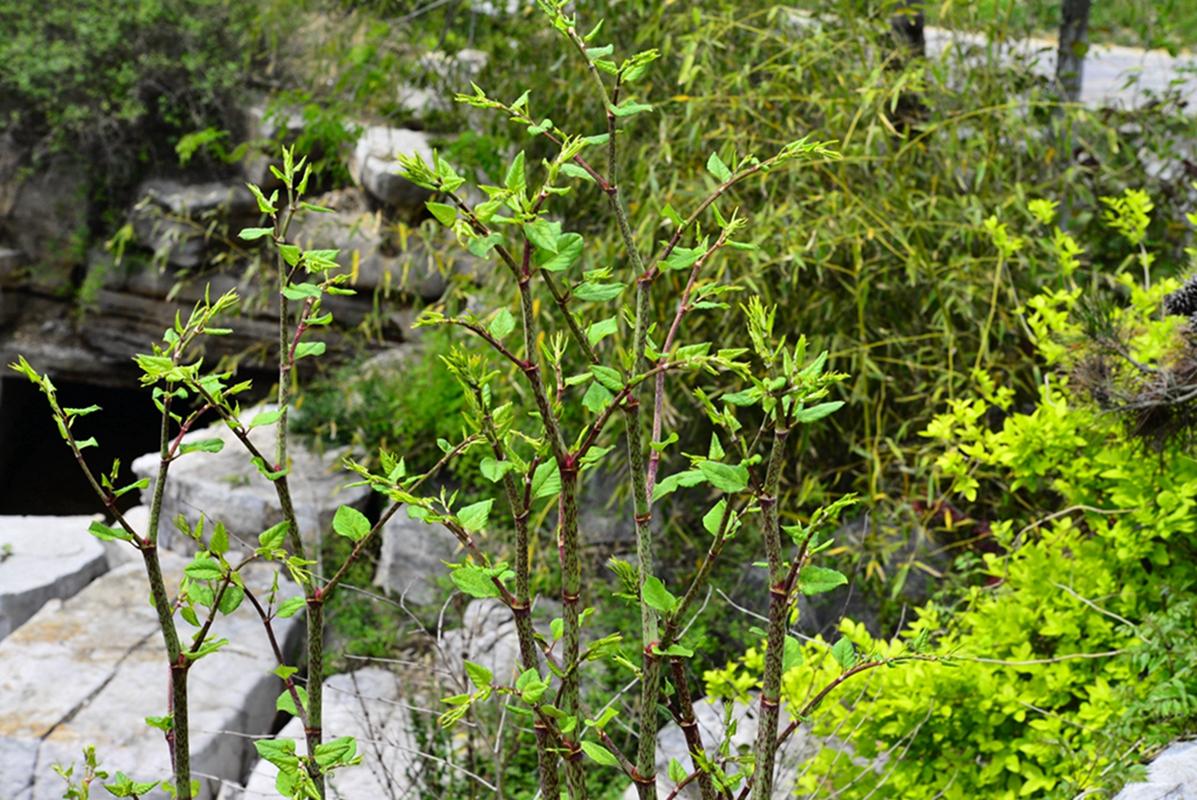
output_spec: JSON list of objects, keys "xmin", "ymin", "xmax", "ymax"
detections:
[{"xmin": 8, "ymin": 0, "xmax": 1197, "ymax": 797}]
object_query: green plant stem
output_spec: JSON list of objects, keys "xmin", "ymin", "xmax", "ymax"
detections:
[
  {"xmin": 272, "ymin": 192, "xmax": 325, "ymax": 797},
  {"xmin": 565, "ymin": 28, "xmax": 664, "ymax": 792},
  {"xmin": 243, "ymin": 585, "xmax": 310, "ymax": 730},
  {"xmin": 475, "ymin": 387, "xmax": 563, "ymax": 798},
  {"xmin": 513, "ymin": 239, "xmax": 581, "ymax": 795},
  {"xmin": 669, "ymin": 657, "xmax": 720, "ymax": 800},
  {"xmin": 559, "ymin": 463, "xmax": 588, "ymax": 799},
  {"xmin": 748, "ymin": 422, "xmax": 791, "ymax": 800},
  {"xmin": 134, "ymin": 393, "xmax": 190, "ymax": 798}
]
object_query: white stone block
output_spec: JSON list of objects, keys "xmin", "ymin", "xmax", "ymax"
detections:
[{"xmin": 0, "ymin": 514, "xmax": 108, "ymax": 642}]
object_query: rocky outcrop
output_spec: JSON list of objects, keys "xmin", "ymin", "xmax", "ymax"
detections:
[
  {"xmin": 131, "ymin": 404, "xmax": 368, "ymax": 553},
  {"xmin": 1115, "ymin": 741, "xmax": 1197, "ymax": 799},
  {"xmin": 239, "ymin": 668, "xmax": 418, "ymax": 799},
  {"xmin": 439, "ymin": 600, "xmax": 522, "ymax": 685},
  {"xmin": 0, "ymin": 555, "xmax": 303, "ymax": 800},
  {"xmin": 0, "ymin": 147, "xmax": 88, "ymax": 291},
  {"xmin": 396, "ymin": 49, "xmax": 488, "ymax": 120},
  {"xmin": 348, "ymin": 126, "xmax": 433, "ymax": 212},
  {"xmin": 0, "ymin": 514, "xmax": 108, "ymax": 641},
  {"xmin": 373, "ymin": 510, "xmax": 460, "ymax": 606},
  {"xmin": 129, "ymin": 179, "xmax": 259, "ymax": 269}
]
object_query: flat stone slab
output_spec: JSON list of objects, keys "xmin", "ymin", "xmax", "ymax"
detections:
[
  {"xmin": 132, "ymin": 405, "xmax": 368, "ymax": 554},
  {"xmin": 0, "ymin": 554, "xmax": 303, "ymax": 800},
  {"xmin": 1115, "ymin": 740, "xmax": 1197, "ymax": 799},
  {"xmin": 239, "ymin": 668, "xmax": 417, "ymax": 799},
  {"xmin": 0, "ymin": 515, "xmax": 108, "ymax": 642}
]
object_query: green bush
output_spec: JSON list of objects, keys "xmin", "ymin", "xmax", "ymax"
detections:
[
  {"xmin": 298, "ymin": 0, "xmax": 1197, "ymax": 516},
  {"xmin": 0, "ymin": 0, "xmax": 255, "ymax": 171},
  {"xmin": 706, "ymin": 198, "xmax": 1197, "ymax": 798}
]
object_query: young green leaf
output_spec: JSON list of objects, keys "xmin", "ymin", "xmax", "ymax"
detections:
[
  {"xmin": 276, "ymin": 685, "xmax": 309, "ymax": 716},
  {"xmin": 702, "ymin": 500, "xmax": 728, "ymax": 537},
  {"xmin": 706, "ymin": 152, "xmax": 732, "ymax": 182},
  {"xmin": 88, "ymin": 520, "xmax": 132, "ymax": 543},
  {"xmin": 783, "ymin": 635, "xmax": 803, "ymax": 672},
  {"xmin": 480, "ymin": 457, "xmax": 516, "ymax": 483},
  {"xmin": 582, "ymin": 381, "xmax": 614, "ymax": 413},
  {"xmin": 831, "ymin": 637, "xmax": 857, "ymax": 669},
  {"xmin": 178, "ymin": 438, "xmax": 224, "ymax": 456},
  {"xmin": 794, "ymin": 401, "xmax": 845, "ymax": 424},
  {"xmin": 238, "ymin": 227, "xmax": 273, "ymax": 241},
  {"xmin": 258, "ymin": 521, "xmax": 289, "ymax": 551},
  {"xmin": 580, "ymin": 741, "xmax": 621, "ymax": 767},
  {"xmin": 332, "ymin": 505, "xmax": 371, "ymax": 542},
  {"xmin": 489, "ymin": 308, "xmax": 516, "ymax": 340},
  {"xmin": 427, "ymin": 202, "xmax": 458, "ymax": 227},
  {"xmin": 457, "ymin": 499, "xmax": 493, "ymax": 533},
  {"xmin": 184, "ymin": 555, "xmax": 223, "ymax": 581},
  {"xmin": 532, "ymin": 461, "xmax": 561, "ymax": 499},
  {"xmin": 587, "ymin": 316, "xmax": 618, "ymax": 347},
  {"xmin": 276, "ymin": 595, "xmax": 306, "ymax": 618},
  {"xmin": 697, "ymin": 460, "xmax": 749, "ymax": 493},
  {"xmin": 642, "ymin": 575, "xmax": 679, "ymax": 614},
  {"xmin": 451, "ymin": 565, "xmax": 500, "ymax": 599},
  {"xmin": 464, "ymin": 661, "xmax": 494, "ymax": 689},
  {"xmin": 294, "ymin": 341, "xmax": 326, "ymax": 360},
  {"xmin": 798, "ymin": 566, "xmax": 848, "ymax": 595}
]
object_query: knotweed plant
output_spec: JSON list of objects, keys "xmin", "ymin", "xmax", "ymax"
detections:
[
  {"xmin": 342, "ymin": 3, "xmax": 920, "ymax": 799},
  {"xmin": 10, "ymin": 4, "xmax": 926, "ymax": 799}
]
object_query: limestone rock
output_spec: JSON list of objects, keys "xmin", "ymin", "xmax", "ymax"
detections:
[
  {"xmin": 131, "ymin": 404, "xmax": 368, "ymax": 553},
  {"xmin": 373, "ymin": 509, "xmax": 459, "ymax": 606},
  {"xmin": 0, "ymin": 156, "xmax": 89, "ymax": 288},
  {"xmin": 240, "ymin": 102, "xmax": 307, "ymax": 145},
  {"xmin": 1116, "ymin": 741, "xmax": 1197, "ymax": 800},
  {"xmin": 397, "ymin": 49, "xmax": 488, "ymax": 120},
  {"xmin": 0, "ymin": 555, "xmax": 303, "ymax": 800},
  {"xmin": 0, "ymin": 515, "xmax": 108, "ymax": 642},
  {"xmin": 348, "ymin": 127, "xmax": 433, "ymax": 211},
  {"xmin": 289, "ymin": 192, "xmax": 476, "ymax": 302},
  {"xmin": 0, "ymin": 247, "xmax": 25, "ymax": 285},
  {"xmin": 439, "ymin": 600, "xmax": 522, "ymax": 685},
  {"xmin": 130, "ymin": 179, "xmax": 258, "ymax": 269},
  {"xmin": 240, "ymin": 668, "xmax": 419, "ymax": 799},
  {"xmin": 620, "ymin": 698, "xmax": 824, "ymax": 799}
]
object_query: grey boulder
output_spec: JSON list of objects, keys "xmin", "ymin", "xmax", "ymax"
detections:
[
  {"xmin": 1116, "ymin": 741, "xmax": 1197, "ymax": 800},
  {"xmin": 131, "ymin": 404, "xmax": 368, "ymax": 553},
  {"xmin": 0, "ymin": 514, "xmax": 108, "ymax": 642},
  {"xmin": 373, "ymin": 509, "xmax": 459, "ymax": 606},
  {"xmin": 348, "ymin": 127, "xmax": 433, "ymax": 211}
]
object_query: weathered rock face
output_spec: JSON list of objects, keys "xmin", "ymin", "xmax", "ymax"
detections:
[
  {"xmin": 0, "ymin": 154, "xmax": 89, "ymax": 290},
  {"xmin": 348, "ymin": 126, "xmax": 434, "ymax": 211},
  {"xmin": 130, "ymin": 179, "xmax": 259, "ymax": 269},
  {"xmin": 396, "ymin": 49, "xmax": 489, "ymax": 120},
  {"xmin": 373, "ymin": 509, "xmax": 459, "ymax": 606},
  {"xmin": 620, "ymin": 698, "xmax": 826, "ymax": 800},
  {"xmin": 0, "ymin": 514, "xmax": 108, "ymax": 642},
  {"xmin": 1115, "ymin": 741, "xmax": 1197, "ymax": 799},
  {"xmin": 131, "ymin": 404, "xmax": 368, "ymax": 553},
  {"xmin": 240, "ymin": 668, "xmax": 418, "ymax": 799},
  {"xmin": 0, "ymin": 555, "xmax": 303, "ymax": 800},
  {"xmin": 439, "ymin": 600, "xmax": 522, "ymax": 685}
]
